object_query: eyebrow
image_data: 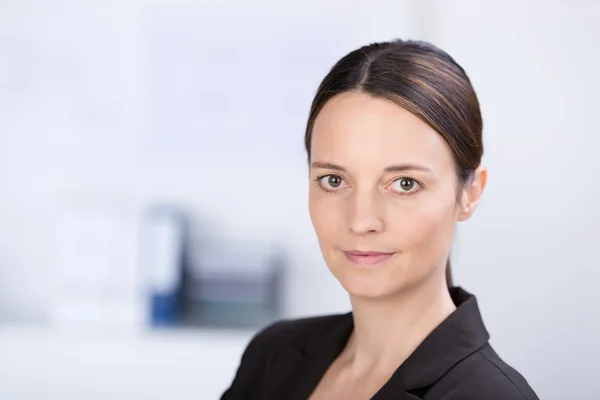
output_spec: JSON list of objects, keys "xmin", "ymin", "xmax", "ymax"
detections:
[{"xmin": 311, "ymin": 161, "xmax": 432, "ymax": 173}]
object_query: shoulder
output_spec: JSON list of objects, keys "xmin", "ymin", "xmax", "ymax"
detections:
[
  {"xmin": 434, "ymin": 343, "xmax": 539, "ymax": 400},
  {"xmin": 220, "ymin": 313, "xmax": 348, "ymax": 399},
  {"xmin": 247, "ymin": 313, "xmax": 348, "ymax": 353}
]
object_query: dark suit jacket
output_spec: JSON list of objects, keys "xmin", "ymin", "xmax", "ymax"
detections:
[{"xmin": 221, "ymin": 287, "xmax": 539, "ymax": 399}]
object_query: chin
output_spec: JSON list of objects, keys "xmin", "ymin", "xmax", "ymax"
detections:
[{"xmin": 334, "ymin": 267, "xmax": 405, "ymax": 299}]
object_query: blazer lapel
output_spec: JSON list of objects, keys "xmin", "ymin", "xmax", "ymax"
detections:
[
  {"xmin": 255, "ymin": 346, "xmax": 307, "ymax": 400},
  {"xmin": 258, "ymin": 313, "xmax": 354, "ymax": 400},
  {"xmin": 372, "ymin": 287, "xmax": 490, "ymax": 399}
]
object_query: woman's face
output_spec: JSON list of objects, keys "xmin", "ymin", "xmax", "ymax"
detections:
[{"xmin": 308, "ymin": 91, "xmax": 480, "ymax": 299}]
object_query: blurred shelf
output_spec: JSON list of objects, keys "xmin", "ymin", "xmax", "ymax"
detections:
[{"xmin": 0, "ymin": 324, "xmax": 256, "ymax": 400}]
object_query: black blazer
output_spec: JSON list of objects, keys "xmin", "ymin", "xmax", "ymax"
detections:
[{"xmin": 221, "ymin": 287, "xmax": 539, "ymax": 399}]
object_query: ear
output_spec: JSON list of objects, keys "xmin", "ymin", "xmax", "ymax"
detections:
[{"xmin": 457, "ymin": 165, "xmax": 487, "ymax": 222}]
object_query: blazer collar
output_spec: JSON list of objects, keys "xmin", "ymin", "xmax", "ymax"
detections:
[
  {"xmin": 385, "ymin": 287, "xmax": 490, "ymax": 392},
  {"xmin": 262, "ymin": 287, "xmax": 489, "ymax": 399},
  {"xmin": 257, "ymin": 314, "xmax": 353, "ymax": 400}
]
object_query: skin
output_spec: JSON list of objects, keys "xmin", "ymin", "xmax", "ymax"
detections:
[{"xmin": 307, "ymin": 91, "xmax": 487, "ymax": 399}]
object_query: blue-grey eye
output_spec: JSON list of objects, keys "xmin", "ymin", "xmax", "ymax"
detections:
[{"xmin": 392, "ymin": 177, "xmax": 420, "ymax": 192}]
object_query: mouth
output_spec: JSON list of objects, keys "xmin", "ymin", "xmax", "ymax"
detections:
[{"xmin": 343, "ymin": 250, "xmax": 396, "ymax": 267}]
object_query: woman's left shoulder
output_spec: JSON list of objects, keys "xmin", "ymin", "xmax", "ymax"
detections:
[{"xmin": 430, "ymin": 343, "xmax": 540, "ymax": 400}]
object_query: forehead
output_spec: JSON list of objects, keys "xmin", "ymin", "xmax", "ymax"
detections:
[{"xmin": 311, "ymin": 91, "xmax": 454, "ymax": 173}]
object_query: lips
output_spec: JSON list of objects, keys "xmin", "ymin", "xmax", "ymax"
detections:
[{"xmin": 343, "ymin": 250, "xmax": 395, "ymax": 266}]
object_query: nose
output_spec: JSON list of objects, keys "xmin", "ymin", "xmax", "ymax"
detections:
[{"xmin": 347, "ymin": 190, "xmax": 385, "ymax": 235}]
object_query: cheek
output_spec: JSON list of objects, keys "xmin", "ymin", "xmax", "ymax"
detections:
[
  {"xmin": 393, "ymin": 199, "xmax": 456, "ymax": 256},
  {"xmin": 308, "ymin": 191, "xmax": 344, "ymax": 242}
]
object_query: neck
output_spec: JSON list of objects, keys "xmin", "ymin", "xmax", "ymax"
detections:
[{"xmin": 345, "ymin": 277, "xmax": 456, "ymax": 375}]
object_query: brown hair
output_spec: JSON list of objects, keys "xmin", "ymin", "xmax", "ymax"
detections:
[{"xmin": 304, "ymin": 39, "xmax": 484, "ymax": 287}]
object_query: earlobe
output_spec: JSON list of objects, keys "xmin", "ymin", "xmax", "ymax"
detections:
[
  {"xmin": 457, "ymin": 166, "xmax": 487, "ymax": 222},
  {"xmin": 457, "ymin": 204, "xmax": 474, "ymax": 222}
]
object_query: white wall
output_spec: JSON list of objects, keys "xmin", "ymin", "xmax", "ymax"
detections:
[
  {"xmin": 1, "ymin": 0, "xmax": 599, "ymax": 399},
  {"xmin": 0, "ymin": 0, "xmax": 422, "ymax": 322},
  {"xmin": 428, "ymin": 1, "xmax": 600, "ymax": 399},
  {"xmin": 0, "ymin": 326, "xmax": 252, "ymax": 400}
]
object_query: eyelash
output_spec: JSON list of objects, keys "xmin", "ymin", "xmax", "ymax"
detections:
[{"xmin": 313, "ymin": 174, "xmax": 424, "ymax": 197}]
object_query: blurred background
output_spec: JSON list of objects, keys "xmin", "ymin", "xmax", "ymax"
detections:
[{"xmin": 0, "ymin": 0, "xmax": 599, "ymax": 399}]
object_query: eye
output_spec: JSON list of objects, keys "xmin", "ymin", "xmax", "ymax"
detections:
[
  {"xmin": 318, "ymin": 174, "xmax": 346, "ymax": 191},
  {"xmin": 389, "ymin": 177, "xmax": 421, "ymax": 194}
]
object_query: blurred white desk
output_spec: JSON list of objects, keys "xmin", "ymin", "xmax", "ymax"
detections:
[{"xmin": 0, "ymin": 325, "xmax": 253, "ymax": 400}]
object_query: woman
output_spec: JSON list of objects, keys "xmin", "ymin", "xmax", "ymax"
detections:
[{"xmin": 221, "ymin": 39, "xmax": 539, "ymax": 399}]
